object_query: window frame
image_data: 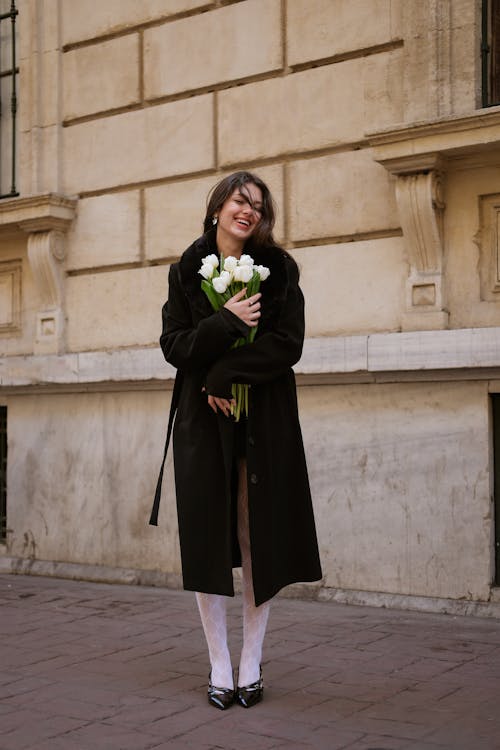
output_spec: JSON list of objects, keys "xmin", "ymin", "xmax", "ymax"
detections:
[{"xmin": 482, "ymin": 0, "xmax": 500, "ymax": 107}]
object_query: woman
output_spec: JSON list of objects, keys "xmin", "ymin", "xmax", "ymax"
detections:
[{"xmin": 150, "ymin": 171, "xmax": 322, "ymax": 709}]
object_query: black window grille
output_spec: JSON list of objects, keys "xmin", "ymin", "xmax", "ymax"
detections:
[
  {"xmin": 482, "ymin": 0, "xmax": 500, "ymax": 107},
  {"xmin": 0, "ymin": 406, "xmax": 6, "ymax": 543},
  {"xmin": 0, "ymin": 0, "xmax": 18, "ymax": 199},
  {"xmin": 491, "ymin": 395, "xmax": 500, "ymax": 585}
]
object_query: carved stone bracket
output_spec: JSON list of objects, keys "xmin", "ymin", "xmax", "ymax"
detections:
[
  {"xmin": 0, "ymin": 193, "xmax": 77, "ymax": 354},
  {"xmin": 27, "ymin": 231, "xmax": 66, "ymax": 354},
  {"xmin": 395, "ymin": 168, "xmax": 448, "ymax": 330},
  {"xmin": 371, "ymin": 151, "xmax": 449, "ymax": 330}
]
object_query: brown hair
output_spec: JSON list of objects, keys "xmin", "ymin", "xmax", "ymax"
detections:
[{"xmin": 203, "ymin": 171, "xmax": 277, "ymax": 249}]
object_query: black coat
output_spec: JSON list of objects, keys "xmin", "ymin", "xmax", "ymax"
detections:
[{"xmin": 156, "ymin": 229, "xmax": 322, "ymax": 606}]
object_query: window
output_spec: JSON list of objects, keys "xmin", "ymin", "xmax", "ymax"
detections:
[
  {"xmin": 0, "ymin": 0, "xmax": 18, "ymax": 198},
  {"xmin": 0, "ymin": 406, "xmax": 6, "ymax": 543},
  {"xmin": 482, "ymin": 0, "xmax": 500, "ymax": 107}
]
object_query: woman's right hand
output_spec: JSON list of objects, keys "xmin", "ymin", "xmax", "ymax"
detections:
[{"xmin": 224, "ymin": 288, "xmax": 261, "ymax": 327}]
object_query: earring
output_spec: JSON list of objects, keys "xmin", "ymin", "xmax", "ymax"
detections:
[{"xmin": 212, "ymin": 216, "xmax": 218, "ymax": 226}]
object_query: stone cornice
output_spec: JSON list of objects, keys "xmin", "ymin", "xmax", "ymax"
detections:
[
  {"xmin": 368, "ymin": 107, "xmax": 500, "ymax": 147},
  {"xmin": 0, "ymin": 193, "xmax": 78, "ymax": 233},
  {"xmin": 3, "ymin": 329, "xmax": 500, "ymax": 390},
  {"xmin": 369, "ymin": 108, "xmax": 500, "ymax": 172}
]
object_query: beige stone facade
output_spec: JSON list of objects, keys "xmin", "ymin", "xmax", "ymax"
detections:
[{"xmin": 1, "ymin": 0, "xmax": 500, "ymax": 613}]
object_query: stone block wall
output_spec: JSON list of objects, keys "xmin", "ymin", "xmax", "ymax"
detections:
[
  {"xmin": 12, "ymin": 0, "xmax": 483, "ymax": 351},
  {"xmin": 2, "ymin": 379, "xmax": 493, "ymax": 605},
  {"xmin": 2, "ymin": 0, "xmax": 500, "ymax": 611},
  {"xmin": 54, "ymin": 0, "xmax": 410, "ymax": 351}
]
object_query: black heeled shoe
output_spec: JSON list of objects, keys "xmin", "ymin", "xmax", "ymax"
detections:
[
  {"xmin": 207, "ymin": 672, "xmax": 235, "ymax": 710},
  {"xmin": 236, "ymin": 666, "xmax": 263, "ymax": 708}
]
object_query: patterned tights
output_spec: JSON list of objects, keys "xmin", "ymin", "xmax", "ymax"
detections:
[{"xmin": 195, "ymin": 460, "xmax": 271, "ymax": 689}]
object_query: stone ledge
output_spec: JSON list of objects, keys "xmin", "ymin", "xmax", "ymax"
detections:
[
  {"xmin": 3, "ymin": 328, "xmax": 500, "ymax": 389},
  {"xmin": 369, "ymin": 107, "xmax": 500, "ymax": 170},
  {"xmin": 0, "ymin": 347, "xmax": 175, "ymax": 387},
  {"xmin": 368, "ymin": 327, "xmax": 500, "ymax": 371},
  {"xmin": 368, "ymin": 106, "xmax": 500, "ymax": 147},
  {"xmin": 0, "ymin": 193, "xmax": 78, "ymax": 233},
  {"xmin": 318, "ymin": 585, "xmax": 500, "ymax": 619},
  {"xmin": 1, "ymin": 555, "xmax": 499, "ymax": 618}
]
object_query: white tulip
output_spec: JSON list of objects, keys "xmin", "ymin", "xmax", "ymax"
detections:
[
  {"xmin": 239, "ymin": 254, "xmax": 254, "ymax": 267},
  {"xmin": 223, "ymin": 255, "xmax": 238, "ymax": 272},
  {"xmin": 233, "ymin": 264, "xmax": 254, "ymax": 283},
  {"xmin": 202, "ymin": 254, "xmax": 219, "ymax": 269},
  {"xmin": 212, "ymin": 271, "xmax": 231, "ymax": 293},
  {"xmin": 199, "ymin": 263, "xmax": 214, "ymax": 280},
  {"xmin": 256, "ymin": 264, "xmax": 270, "ymax": 281}
]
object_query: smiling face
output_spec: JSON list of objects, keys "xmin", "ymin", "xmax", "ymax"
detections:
[{"xmin": 215, "ymin": 183, "xmax": 263, "ymax": 252}]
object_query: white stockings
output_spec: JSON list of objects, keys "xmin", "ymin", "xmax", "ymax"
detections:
[
  {"xmin": 195, "ymin": 460, "xmax": 271, "ymax": 690},
  {"xmin": 195, "ymin": 591, "xmax": 233, "ymax": 689},
  {"xmin": 236, "ymin": 461, "xmax": 271, "ymax": 686}
]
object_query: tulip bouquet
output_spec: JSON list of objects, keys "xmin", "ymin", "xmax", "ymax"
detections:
[{"xmin": 199, "ymin": 253, "xmax": 270, "ymax": 421}]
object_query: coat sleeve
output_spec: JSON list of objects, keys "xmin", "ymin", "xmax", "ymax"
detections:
[
  {"xmin": 205, "ymin": 258, "xmax": 304, "ymax": 398},
  {"xmin": 160, "ymin": 263, "xmax": 250, "ymax": 371}
]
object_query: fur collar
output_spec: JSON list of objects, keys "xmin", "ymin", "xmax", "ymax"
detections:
[{"xmin": 177, "ymin": 228, "xmax": 290, "ymax": 329}]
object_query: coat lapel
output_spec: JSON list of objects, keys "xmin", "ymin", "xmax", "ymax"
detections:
[{"xmin": 178, "ymin": 231, "xmax": 217, "ymax": 320}]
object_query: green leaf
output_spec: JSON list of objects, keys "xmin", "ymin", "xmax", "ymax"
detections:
[
  {"xmin": 201, "ymin": 280, "xmax": 223, "ymax": 311},
  {"xmin": 247, "ymin": 270, "xmax": 261, "ymax": 298},
  {"xmin": 248, "ymin": 325, "xmax": 258, "ymax": 343}
]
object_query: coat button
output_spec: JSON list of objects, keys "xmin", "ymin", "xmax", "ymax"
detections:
[
  {"xmin": 248, "ymin": 435, "xmax": 255, "ymax": 447},
  {"xmin": 250, "ymin": 473, "xmax": 258, "ymax": 485}
]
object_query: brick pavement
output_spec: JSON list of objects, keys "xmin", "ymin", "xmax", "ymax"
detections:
[{"xmin": 1, "ymin": 574, "xmax": 500, "ymax": 750}]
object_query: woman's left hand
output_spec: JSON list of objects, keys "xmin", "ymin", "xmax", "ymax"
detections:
[{"xmin": 207, "ymin": 394, "xmax": 235, "ymax": 417}]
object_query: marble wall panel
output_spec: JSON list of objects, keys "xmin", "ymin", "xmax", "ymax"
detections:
[
  {"xmin": 0, "ymin": 260, "xmax": 21, "ymax": 333},
  {"xmin": 292, "ymin": 239, "xmax": 405, "ymax": 337},
  {"xmin": 144, "ymin": 0, "xmax": 282, "ymax": 98},
  {"xmin": 218, "ymin": 50, "xmax": 403, "ymax": 164},
  {"xmin": 6, "ymin": 391, "xmax": 180, "ymax": 573},
  {"xmin": 145, "ymin": 175, "xmax": 217, "ymax": 261},
  {"xmin": 3, "ymin": 380, "xmax": 493, "ymax": 603},
  {"xmin": 299, "ymin": 380, "xmax": 492, "ymax": 600},
  {"xmin": 62, "ymin": 95, "xmax": 214, "ymax": 194},
  {"xmin": 289, "ymin": 151, "xmax": 399, "ymax": 241},
  {"xmin": 66, "ymin": 266, "xmax": 168, "ymax": 351},
  {"xmin": 0, "ymin": 238, "xmax": 38, "ymax": 358},
  {"xmin": 218, "ymin": 61, "xmax": 363, "ymax": 164},
  {"xmin": 61, "ymin": 0, "xmax": 207, "ymax": 45},
  {"xmin": 63, "ymin": 35, "xmax": 140, "ymax": 120},
  {"xmin": 287, "ymin": 0, "xmax": 402, "ymax": 66},
  {"xmin": 66, "ymin": 192, "xmax": 141, "ymax": 271},
  {"xmin": 445, "ymin": 166, "xmax": 500, "ymax": 330}
]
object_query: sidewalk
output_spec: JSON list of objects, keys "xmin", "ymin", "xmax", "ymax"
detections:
[{"xmin": 1, "ymin": 574, "xmax": 500, "ymax": 750}]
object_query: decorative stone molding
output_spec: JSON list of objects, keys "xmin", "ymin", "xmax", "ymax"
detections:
[
  {"xmin": 369, "ymin": 109, "xmax": 500, "ymax": 331},
  {"xmin": 0, "ymin": 260, "xmax": 22, "ymax": 335},
  {"xmin": 27, "ymin": 231, "xmax": 66, "ymax": 354},
  {"xmin": 395, "ymin": 167, "xmax": 448, "ymax": 330},
  {"xmin": 4, "ymin": 330, "xmax": 500, "ymax": 391},
  {"xmin": 370, "ymin": 152, "xmax": 448, "ymax": 330},
  {"xmin": 475, "ymin": 193, "xmax": 500, "ymax": 302},
  {"xmin": 0, "ymin": 194, "xmax": 77, "ymax": 234},
  {"xmin": 0, "ymin": 194, "xmax": 77, "ymax": 354}
]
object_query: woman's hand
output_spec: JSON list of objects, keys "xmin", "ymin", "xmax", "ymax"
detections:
[
  {"xmin": 207, "ymin": 394, "xmax": 234, "ymax": 417},
  {"xmin": 224, "ymin": 288, "xmax": 261, "ymax": 327}
]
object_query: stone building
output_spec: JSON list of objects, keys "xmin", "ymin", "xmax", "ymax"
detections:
[{"xmin": 1, "ymin": 0, "xmax": 500, "ymax": 614}]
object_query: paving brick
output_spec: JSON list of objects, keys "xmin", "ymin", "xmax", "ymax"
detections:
[
  {"xmin": 2, "ymin": 574, "xmax": 500, "ymax": 749},
  {"xmin": 342, "ymin": 735, "xmax": 412, "ymax": 750},
  {"xmin": 0, "ymin": 714, "xmax": 86, "ymax": 750}
]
